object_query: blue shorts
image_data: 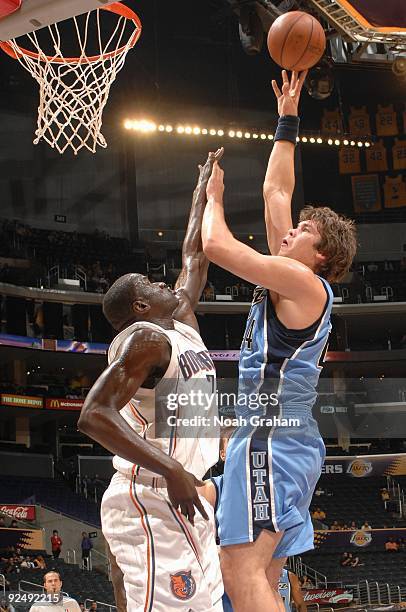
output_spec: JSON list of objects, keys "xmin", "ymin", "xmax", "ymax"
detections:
[{"xmin": 213, "ymin": 410, "xmax": 325, "ymax": 558}]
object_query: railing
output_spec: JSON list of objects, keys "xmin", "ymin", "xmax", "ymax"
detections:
[
  {"xmin": 47, "ymin": 264, "xmax": 60, "ymax": 288},
  {"xmin": 88, "ymin": 549, "xmax": 109, "ymax": 575},
  {"xmin": 294, "ymin": 557, "xmax": 327, "ymax": 587},
  {"xmin": 66, "ymin": 549, "xmax": 77, "ymax": 565},
  {"xmin": 84, "ymin": 599, "xmax": 116, "ymax": 611},
  {"xmin": 75, "ymin": 265, "xmax": 87, "ymax": 291}
]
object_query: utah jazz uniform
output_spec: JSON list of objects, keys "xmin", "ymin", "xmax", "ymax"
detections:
[
  {"xmin": 101, "ymin": 320, "xmax": 223, "ymax": 611},
  {"xmin": 279, "ymin": 568, "xmax": 292, "ymax": 612},
  {"xmin": 216, "ymin": 279, "xmax": 332, "ymax": 558}
]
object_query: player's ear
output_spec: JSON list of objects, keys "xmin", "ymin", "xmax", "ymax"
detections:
[{"xmin": 132, "ymin": 300, "xmax": 150, "ymax": 314}]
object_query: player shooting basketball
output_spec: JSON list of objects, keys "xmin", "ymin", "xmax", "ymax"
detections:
[
  {"xmin": 202, "ymin": 70, "xmax": 357, "ymax": 612},
  {"xmin": 78, "ymin": 150, "xmax": 224, "ymax": 611}
]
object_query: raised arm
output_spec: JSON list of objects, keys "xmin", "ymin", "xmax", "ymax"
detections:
[
  {"xmin": 78, "ymin": 328, "xmax": 208, "ymax": 524},
  {"xmin": 202, "ymin": 161, "xmax": 320, "ymax": 301},
  {"xmin": 264, "ymin": 70, "xmax": 307, "ymax": 255},
  {"xmin": 174, "ymin": 148, "xmax": 224, "ymax": 308}
]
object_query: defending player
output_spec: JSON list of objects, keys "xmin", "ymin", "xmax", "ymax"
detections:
[
  {"xmin": 202, "ymin": 70, "xmax": 357, "ymax": 611},
  {"xmin": 78, "ymin": 150, "xmax": 224, "ymax": 611}
]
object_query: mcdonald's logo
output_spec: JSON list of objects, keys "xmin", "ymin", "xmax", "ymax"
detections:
[{"xmin": 50, "ymin": 399, "xmax": 60, "ymax": 408}]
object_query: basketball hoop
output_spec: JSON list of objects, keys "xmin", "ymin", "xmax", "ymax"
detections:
[{"xmin": 0, "ymin": 3, "xmax": 142, "ymax": 154}]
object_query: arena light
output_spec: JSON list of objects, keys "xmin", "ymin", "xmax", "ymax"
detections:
[
  {"xmin": 123, "ymin": 118, "xmax": 366, "ymax": 147},
  {"xmin": 157, "ymin": 231, "xmax": 164, "ymax": 237},
  {"xmin": 248, "ymin": 234, "xmax": 254, "ymax": 241}
]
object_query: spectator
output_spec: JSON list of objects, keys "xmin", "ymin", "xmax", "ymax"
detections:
[
  {"xmin": 331, "ymin": 521, "xmax": 340, "ymax": 530},
  {"xmin": 349, "ymin": 554, "xmax": 363, "ymax": 567},
  {"xmin": 361, "ymin": 520, "xmax": 371, "ymax": 530},
  {"xmin": 301, "ymin": 575, "xmax": 313, "ymax": 589},
  {"xmin": 20, "ymin": 556, "xmax": 36, "ymax": 568},
  {"xmin": 311, "ymin": 508, "xmax": 326, "ymax": 520},
  {"xmin": 29, "ymin": 571, "xmax": 80, "ymax": 611},
  {"xmin": 81, "ymin": 532, "xmax": 93, "ymax": 570},
  {"xmin": 385, "ymin": 538, "xmax": 399, "ymax": 552},
  {"xmin": 87, "ymin": 603, "xmax": 98, "ymax": 611},
  {"xmin": 78, "ymin": 605, "xmax": 85, "ymax": 612},
  {"xmin": 51, "ymin": 530, "xmax": 62, "ymax": 559},
  {"xmin": 0, "ymin": 600, "xmax": 15, "ymax": 612},
  {"xmin": 0, "ymin": 517, "xmax": 5, "ymax": 527},
  {"xmin": 381, "ymin": 488, "xmax": 390, "ymax": 501},
  {"xmin": 33, "ymin": 555, "xmax": 46, "ymax": 570},
  {"xmin": 340, "ymin": 552, "xmax": 352, "ymax": 566},
  {"xmin": 9, "ymin": 520, "xmax": 18, "ymax": 529},
  {"xmin": 349, "ymin": 521, "xmax": 357, "ymax": 530}
]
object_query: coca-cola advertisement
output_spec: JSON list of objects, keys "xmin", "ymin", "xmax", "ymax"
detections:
[
  {"xmin": 303, "ymin": 588, "xmax": 354, "ymax": 605},
  {"xmin": 0, "ymin": 504, "xmax": 36, "ymax": 521}
]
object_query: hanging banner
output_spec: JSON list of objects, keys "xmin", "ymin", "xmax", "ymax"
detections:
[{"xmin": 322, "ymin": 454, "xmax": 406, "ymax": 477}]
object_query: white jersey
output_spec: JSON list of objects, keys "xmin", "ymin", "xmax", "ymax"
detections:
[
  {"xmin": 108, "ymin": 319, "xmax": 219, "ymax": 481},
  {"xmin": 29, "ymin": 596, "xmax": 81, "ymax": 612}
]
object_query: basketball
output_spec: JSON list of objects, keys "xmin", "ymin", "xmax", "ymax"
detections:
[{"xmin": 267, "ymin": 11, "xmax": 326, "ymax": 71}]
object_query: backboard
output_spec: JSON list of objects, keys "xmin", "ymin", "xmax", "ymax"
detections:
[{"xmin": 0, "ymin": 0, "xmax": 122, "ymax": 41}]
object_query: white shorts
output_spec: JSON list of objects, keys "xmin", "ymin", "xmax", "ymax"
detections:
[{"xmin": 101, "ymin": 471, "xmax": 224, "ymax": 612}]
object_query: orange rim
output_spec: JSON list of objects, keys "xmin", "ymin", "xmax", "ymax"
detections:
[{"xmin": 0, "ymin": 2, "xmax": 142, "ymax": 63}]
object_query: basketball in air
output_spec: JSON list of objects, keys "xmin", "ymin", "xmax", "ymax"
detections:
[{"xmin": 267, "ymin": 11, "xmax": 326, "ymax": 71}]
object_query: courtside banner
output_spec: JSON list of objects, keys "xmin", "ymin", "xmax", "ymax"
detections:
[
  {"xmin": 314, "ymin": 528, "xmax": 406, "ymax": 549},
  {"xmin": 45, "ymin": 398, "xmax": 84, "ymax": 410},
  {"xmin": 303, "ymin": 588, "xmax": 353, "ymax": 605},
  {"xmin": 0, "ymin": 527, "xmax": 44, "ymax": 550},
  {"xmin": 0, "ymin": 504, "xmax": 36, "ymax": 521},
  {"xmin": 322, "ymin": 454, "xmax": 406, "ymax": 477},
  {"xmin": 1, "ymin": 394, "xmax": 43, "ymax": 408}
]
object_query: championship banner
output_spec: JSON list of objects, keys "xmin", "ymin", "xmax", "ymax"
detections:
[
  {"xmin": 322, "ymin": 454, "xmax": 406, "ymax": 477},
  {"xmin": 303, "ymin": 588, "xmax": 353, "ymax": 605},
  {"xmin": 0, "ymin": 504, "xmax": 36, "ymax": 521},
  {"xmin": 45, "ymin": 398, "xmax": 84, "ymax": 410},
  {"xmin": 1, "ymin": 394, "xmax": 43, "ymax": 408},
  {"xmin": 0, "ymin": 527, "xmax": 43, "ymax": 550},
  {"xmin": 314, "ymin": 528, "xmax": 406, "ymax": 550}
]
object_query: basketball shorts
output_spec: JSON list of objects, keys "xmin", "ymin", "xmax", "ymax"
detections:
[
  {"xmin": 101, "ymin": 471, "xmax": 224, "ymax": 612},
  {"xmin": 213, "ymin": 410, "xmax": 325, "ymax": 558}
]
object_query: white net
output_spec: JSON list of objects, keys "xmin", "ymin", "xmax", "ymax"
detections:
[{"xmin": 1, "ymin": 4, "xmax": 141, "ymax": 154}]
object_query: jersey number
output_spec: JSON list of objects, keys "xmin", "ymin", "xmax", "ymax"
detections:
[{"xmin": 243, "ymin": 318, "xmax": 255, "ymax": 350}]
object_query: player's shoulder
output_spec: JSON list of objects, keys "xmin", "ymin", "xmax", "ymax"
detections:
[{"xmin": 117, "ymin": 326, "xmax": 171, "ymax": 360}]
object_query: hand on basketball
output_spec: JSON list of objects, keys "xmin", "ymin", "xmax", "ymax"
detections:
[
  {"xmin": 166, "ymin": 464, "xmax": 209, "ymax": 525},
  {"xmin": 206, "ymin": 161, "xmax": 224, "ymax": 202},
  {"xmin": 271, "ymin": 69, "xmax": 307, "ymax": 117}
]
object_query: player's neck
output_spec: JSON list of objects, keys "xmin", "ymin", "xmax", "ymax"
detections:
[{"xmin": 149, "ymin": 316, "xmax": 175, "ymax": 330}]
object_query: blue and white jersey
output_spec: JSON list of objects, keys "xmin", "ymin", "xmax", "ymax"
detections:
[
  {"xmin": 278, "ymin": 568, "xmax": 292, "ymax": 612},
  {"xmin": 237, "ymin": 277, "xmax": 333, "ymax": 417}
]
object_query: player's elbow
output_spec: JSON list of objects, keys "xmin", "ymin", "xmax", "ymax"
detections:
[
  {"xmin": 78, "ymin": 405, "xmax": 95, "ymax": 436},
  {"xmin": 203, "ymin": 237, "xmax": 221, "ymax": 262}
]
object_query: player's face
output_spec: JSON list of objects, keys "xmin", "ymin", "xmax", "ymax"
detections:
[
  {"xmin": 133, "ymin": 276, "xmax": 179, "ymax": 315},
  {"xmin": 279, "ymin": 220, "xmax": 325, "ymax": 271},
  {"xmin": 44, "ymin": 573, "xmax": 62, "ymax": 594}
]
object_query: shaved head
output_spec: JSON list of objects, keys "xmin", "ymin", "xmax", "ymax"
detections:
[{"xmin": 103, "ymin": 273, "xmax": 144, "ymax": 330}]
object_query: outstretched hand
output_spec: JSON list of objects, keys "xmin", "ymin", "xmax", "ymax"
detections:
[
  {"xmin": 271, "ymin": 69, "xmax": 307, "ymax": 117},
  {"xmin": 198, "ymin": 147, "xmax": 224, "ymax": 183}
]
